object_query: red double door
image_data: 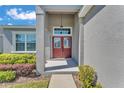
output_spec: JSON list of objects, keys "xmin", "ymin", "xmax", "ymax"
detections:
[{"xmin": 52, "ymin": 36, "xmax": 72, "ymax": 58}]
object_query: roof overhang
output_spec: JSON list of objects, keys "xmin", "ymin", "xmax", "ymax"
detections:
[
  {"xmin": 0, "ymin": 25, "xmax": 36, "ymax": 29},
  {"xmin": 0, "ymin": 25, "xmax": 36, "ymax": 31},
  {"xmin": 37, "ymin": 5, "xmax": 83, "ymax": 14},
  {"xmin": 78, "ymin": 5, "xmax": 94, "ymax": 17}
]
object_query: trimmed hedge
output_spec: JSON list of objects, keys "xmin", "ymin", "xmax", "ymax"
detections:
[
  {"xmin": 13, "ymin": 64, "xmax": 35, "ymax": 76},
  {"xmin": 0, "ymin": 64, "xmax": 35, "ymax": 76},
  {"xmin": 0, "ymin": 71, "xmax": 16, "ymax": 82},
  {"xmin": 79, "ymin": 65, "xmax": 102, "ymax": 88},
  {"xmin": 0, "ymin": 54, "xmax": 36, "ymax": 64},
  {"xmin": 0, "ymin": 54, "xmax": 36, "ymax": 77}
]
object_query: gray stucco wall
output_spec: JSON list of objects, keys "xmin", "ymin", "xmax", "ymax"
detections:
[
  {"xmin": 0, "ymin": 36, "xmax": 3, "ymax": 53},
  {"xmin": 72, "ymin": 14, "xmax": 79, "ymax": 63},
  {"xmin": 0, "ymin": 27, "xmax": 3, "ymax": 34},
  {"xmin": 3, "ymin": 30, "xmax": 12, "ymax": 53},
  {"xmin": 44, "ymin": 13, "xmax": 51, "ymax": 60},
  {"xmin": 84, "ymin": 5, "xmax": 124, "ymax": 87},
  {"xmin": 0, "ymin": 27, "xmax": 3, "ymax": 53}
]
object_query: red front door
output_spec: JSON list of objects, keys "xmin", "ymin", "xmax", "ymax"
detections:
[{"xmin": 53, "ymin": 36, "xmax": 72, "ymax": 58}]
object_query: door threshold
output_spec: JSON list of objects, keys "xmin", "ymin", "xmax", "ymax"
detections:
[{"xmin": 51, "ymin": 58, "xmax": 72, "ymax": 60}]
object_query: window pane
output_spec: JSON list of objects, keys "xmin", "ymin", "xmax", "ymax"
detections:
[
  {"xmin": 27, "ymin": 43, "xmax": 36, "ymax": 51},
  {"xmin": 16, "ymin": 34, "xmax": 25, "ymax": 51},
  {"xmin": 54, "ymin": 38, "xmax": 61, "ymax": 48},
  {"xmin": 16, "ymin": 43, "xmax": 25, "ymax": 51},
  {"xmin": 64, "ymin": 38, "xmax": 71, "ymax": 48},
  {"xmin": 54, "ymin": 28, "xmax": 71, "ymax": 35},
  {"xmin": 27, "ymin": 34, "xmax": 36, "ymax": 43},
  {"xmin": 16, "ymin": 34, "xmax": 25, "ymax": 43},
  {"xmin": 26, "ymin": 34, "xmax": 36, "ymax": 51}
]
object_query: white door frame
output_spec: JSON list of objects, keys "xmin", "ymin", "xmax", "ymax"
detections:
[{"xmin": 51, "ymin": 26, "xmax": 73, "ymax": 58}]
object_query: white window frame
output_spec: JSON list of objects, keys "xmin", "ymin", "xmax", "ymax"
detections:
[
  {"xmin": 53, "ymin": 27, "xmax": 72, "ymax": 36},
  {"xmin": 12, "ymin": 31, "xmax": 36, "ymax": 53}
]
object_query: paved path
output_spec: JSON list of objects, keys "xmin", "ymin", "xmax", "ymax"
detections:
[
  {"xmin": 45, "ymin": 58, "xmax": 79, "ymax": 73},
  {"xmin": 48, "ymin": 74, "xmax": 77, "ymax": 88}
]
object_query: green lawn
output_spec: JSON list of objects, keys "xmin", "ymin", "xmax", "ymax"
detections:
[{"xmin": 10, "ymin": 80, "xmax": 49, "ymax": 88}]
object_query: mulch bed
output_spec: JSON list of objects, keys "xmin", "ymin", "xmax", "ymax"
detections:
[
  {"xmin": 72, "ymin": 73, "xmax": 82, "ymax": 88},
  {"xmin": 0, "ymin": 72, "xmax": 51, "ymax": 88}
]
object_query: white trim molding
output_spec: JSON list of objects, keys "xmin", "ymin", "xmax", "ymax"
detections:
[
  {"xmin": 11, "ymin": 51, "xmax": 36, "ymax": 54},
  {"xmin": 78, "ymin": 5, "xmax": 94, "ymax": 18}
]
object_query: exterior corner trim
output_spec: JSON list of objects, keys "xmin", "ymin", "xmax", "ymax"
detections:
[{"xmin": 78, "ymin": 5, "xmax": 94, "ymax": 18}]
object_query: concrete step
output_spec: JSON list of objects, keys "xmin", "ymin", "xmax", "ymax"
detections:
[{"xmin": 45, "ymin": 71, "xmax": 78, "ymax": 75}]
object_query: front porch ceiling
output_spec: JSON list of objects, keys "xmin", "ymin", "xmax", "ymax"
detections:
[{"xmin": 40, "ymin": 5, "xmax": 83, "ymax": 14}]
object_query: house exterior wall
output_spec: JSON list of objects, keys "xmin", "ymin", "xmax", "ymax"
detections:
[
  {"xmin": 0, "ymin": 27, "xmax": 3, "ymax": 53},
  {"xmin": 3, "ymin": 30, "xmax": 12, "ymax": 53},
  {"xmin": 84, "ymin": 5, "xmax": 124, "ymax": 87},
  {"xmin": 44, "ymin": 14, "xmax": 75, "ymax": 59},
  {"xmin": 72, "ymin": 13, "xmax": 79, "ymax": 63},
  {"xmin": 0, "ymin": 27, "xmax": 3, "ymax": 34},
  {"xmin": 1, "ymin": 28, "xmax": 35, "ymax": 53},
  {"xmin": 0, "ymin": 36, "xmax": 3, "ymax": 53}
]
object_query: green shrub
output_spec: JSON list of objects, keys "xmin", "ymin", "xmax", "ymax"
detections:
[
  {"xmin": 0, "ymin": 71, "xmax": 16, "ymax": 82},
  {"xmin": 94, "ymin": 82, "xmax": 102, "ymax": 88},
  {"xmin": 0, "ymin": 54, "xmax": 36, "ymax": 64},
  {"xmin": 0, "ymin": 64, "xmax": 35, "ymax": 77},
  {"xmin": 79, "ymin": 65, "xmax": 101, "ymax": 88}
]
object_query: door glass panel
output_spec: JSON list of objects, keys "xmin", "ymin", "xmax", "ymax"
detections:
[
  {"xmin": 64, "ymin": 38, "xmax": 71, "ymax": 48},
  {"xmin": 54, "ymin": 37, "xmax": 61, "ymax": 48}
]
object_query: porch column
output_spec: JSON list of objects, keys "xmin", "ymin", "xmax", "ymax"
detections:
[
  {"xmin": 36, "ymin": 6, "xmax": 45, "ymax": 75},
  {"xmin": 78, "ymin": 17, "xmax": 84, "ymax": 66}
]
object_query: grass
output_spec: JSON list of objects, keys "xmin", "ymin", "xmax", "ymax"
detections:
[{"xmin": 10, "ymin": 80, "xmax": 49, "ymax": 88}]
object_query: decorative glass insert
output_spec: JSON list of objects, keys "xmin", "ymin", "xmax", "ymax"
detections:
[
  {"xmin": 54, "ymin": 37, "xmax": 61, "ymax": 48},
  {"xmin": 54, "ymin": 28, "xmax": 71, "ymax": 36},
  {"xmin": 15, "ymin": 33, "xmax": 36, "ymax": 51},
  {"xmin": 63, "ymin": 37, "xmax": 71, "ymax": 48}
]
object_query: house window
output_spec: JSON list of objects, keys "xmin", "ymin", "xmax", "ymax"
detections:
[
  {"xmin": 53, "ymin": 27, "xmax": 72, "ymax": 36},
  {"xmin": 15, "ymin": 33, "xmax": 36, "ymax": 51}
]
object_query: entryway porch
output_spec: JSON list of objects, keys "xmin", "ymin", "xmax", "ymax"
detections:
[
  {"xmin": 45, "ymin": 58, "xmax": 79, "ymax": 74},
  {"xmin": 36, "ymin": 5, "xmax": 84, "ymax": 75}
]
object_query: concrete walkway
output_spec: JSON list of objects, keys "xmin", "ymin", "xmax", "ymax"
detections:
[
  {"xmin": 49, "ymin": 74, "xmax": 77, "ymax": 88},
  {"xmin": 45, "ymin": 58, "xmax": 79, "ymax": 73}
]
